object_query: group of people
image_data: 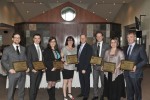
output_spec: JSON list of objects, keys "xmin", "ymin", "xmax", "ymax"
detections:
[{"xmin": 1, "ymin": 31, "xmax": 148, "ymax": 100}]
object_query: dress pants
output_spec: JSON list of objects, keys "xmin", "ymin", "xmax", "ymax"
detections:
[
  {"xmin": 29, "ymin": 71, "xmax": 43, "ymax": 100},
  {"xmin": 79, "ymin": 70, "xmax": 90, "ymax": 98},
  {"xmin": 125, "ymin": 76, "xmax": 142, "ymax": 100},
  {"xmin": 8, "ymin": 72, "xmax": 26, "ymax": 100},
  {"xmin": 93, "ymin": 69, "xmax": 104, "ymax": 98}
]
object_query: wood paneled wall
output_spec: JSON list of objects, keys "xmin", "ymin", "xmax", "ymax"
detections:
[{"xmin": 28, "ymin": 2, "xmax": 107, "ymax": 23}]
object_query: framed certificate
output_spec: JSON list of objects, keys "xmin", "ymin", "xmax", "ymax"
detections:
[
  {"xmin": 103, "ymin": 61, "xmax": 115, "ymax": 72},
  {"xmin": 120, "ymin": 60, "xmax": 135, "ymax": 71},
  {"xmin": 32, "ymin": 61, "xmax": 46, "ymax": 71},
  {"xmin": 13, "ymin": 61, "xmax": 28, "ymax": 72},
  {"xmin": 90, "ymin": 56, "xmax": 102, "ymax": 65},
  {"xmin": 53, "ymin": 61, "xmax": 64, "ymax": 69},
  {"xmin": 66, "ymin": 55, "xmax": 78, "ymax": 64}
]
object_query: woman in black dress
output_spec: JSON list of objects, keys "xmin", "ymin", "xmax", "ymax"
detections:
[{"xmin": 43, "ymin": 37, "xmax": 61, "ymax": 100}]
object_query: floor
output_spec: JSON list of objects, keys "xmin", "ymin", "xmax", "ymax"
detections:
[{"xmin": 0, "ymin": 66, "xmax": 150, "ymax": 100}]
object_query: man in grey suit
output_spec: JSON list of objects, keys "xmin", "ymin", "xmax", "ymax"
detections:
[
  {"xmin": 1, "ymin": 33, "xmax": 27, "ymax": 100},
  {"xmin": 124, "ymin": 32, "xmax": 148, "ymax": 100},
  {"xmin": 26, "ymin": 34, "xmax": 44, "ymax": 100},
  {"xmin": 92, "ymin": 32, "xmax": 109, "ymax": 100}
]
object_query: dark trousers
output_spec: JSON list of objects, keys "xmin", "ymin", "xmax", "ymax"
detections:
[
  {"xmin": 125, "ymin": 76, "xmax": 142, "ymax": 100},
  {"xmin": 29, "ymin": 71, "xmax": 43, "ymax": 100},
  {"xmin": 79, "ymin": 70, "xmax": 90, "ymax": 98}
]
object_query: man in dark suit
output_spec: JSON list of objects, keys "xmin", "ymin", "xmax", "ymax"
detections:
[
  {"xmin": 92, "ymin": 32, "xmax": 109, "ymax": 100},
  {"xmin": 27, "ymin": 34, "xmax": 44, "ymax": 100},
  {"xmin": 124, "ymin": 32, "xmax": 148, "ymax": 100},
  {"xmin": 1, "ymin": 33, "xmax": 27, "ymax": 100},
  {"xmin": 77, "ymin": 34, "xmax": 92, "ymax": 100}
]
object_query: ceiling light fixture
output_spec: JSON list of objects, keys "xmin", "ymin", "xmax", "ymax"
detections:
[
  {"xmin": 80, "ymin": 1, "xmax": 82, "ymax": 3},
  {"xmin": 33, "ymin": 0, "xmax": 36, "ymax": 3},
  {"xmin": 93, "ymin": 12, "xmax": 95, "ymax": 13},
  {"xmin": 26, "ymin": 10, "xmax": 29, "ymax": 14},
  {"xmin": 39, "ymin": 2, "xmax": 42, "ymax": 4},
  {"xmin": 123, "ymin": 1, "xmax": 126, "ymax": 3},
  {"xmin": 113, "ymin": 3, "xmax": 116, "ymax": 5},
  {"xmin": 109, "ymin": 12, "xmax": 112, "ymax": 14},
  {"xmin": 22, "ymin": 1, "xmax": 24, "ymax": 4},
  {"xmin": 96, "ymin": 2, "xmax": 98, "ymax": 5}
]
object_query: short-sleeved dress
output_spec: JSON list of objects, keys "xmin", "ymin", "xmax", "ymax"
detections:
[
  {"xmin": 43, "ymin": 47, "xmax": 61, "ymax": 81},
  {"xmin": 61, "ymin": 46, "xmax": 77, "ymax": 79}
]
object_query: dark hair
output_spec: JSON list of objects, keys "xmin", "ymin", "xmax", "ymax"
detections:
[
  {"xmin": 80, "ymin": 34, "xmax": 87, "ymax": 37},
  {"xmin": 12, "ymin": 33, "xmax": 21, "ymax": 38},
  {"xmin": 33, "ymin": 33, "xmax": 41, "ymax": 38},
  {"xmin": 128, "ymin": 32, "xmax": 136, "ymax": 36},
  {"xmin": 47, "ymin": 36, "xmax": 59, "ymax": 51},
  {"xmin": 95, "ymin": 31, "xmax": 104, "ymax": 37},
  {"xmin": 65, "ymin": 36, "xmax": 75, "ymax": 48}
]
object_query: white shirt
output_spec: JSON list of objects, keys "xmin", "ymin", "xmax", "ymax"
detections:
[
  {"xmin": 127, "ymin": 42, "xmax": 135, "ymax": 55},
  {"xmin": 34, "ymin": 43, "xmax": 42, "ymax": 61},
  {"xmin": 97, "ymin": 41, "xmax": 103, "ymax": 57},
  {"xmin": 79, "ymin": 42, "xmax": 86, "ymax": 55},
  {"xmin": 12, "ymin": 43, "xmax": 20, "ymax": 52}
]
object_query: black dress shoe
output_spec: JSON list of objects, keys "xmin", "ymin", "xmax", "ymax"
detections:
[
  {"xmin": 92, "ymin": 96, "xmax": 98, "ymax": 100},
  {"xmin": 77, "ymin": 94, "xmax": 83, "ymax": 97},
  {"xmin": 83, "ymin": 97, "xmax": 88, "ymax": 100}
]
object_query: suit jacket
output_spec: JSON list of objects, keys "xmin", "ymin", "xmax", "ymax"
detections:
[
  {"xmin": 43, "ymin": 47, "xmax": 61, "ymax": 71},
  {"xmin": 26, "ymin": 44, "xmax": 44, "ymax": 70},
  {"xmin": 123, "ymin": 44, "xmax": 148, "ymax": 78},
  {"xmin": 92, "ymin": 42, "xmax": 109, "ymax": 70},
  {"xmin": 1, "ymin": 45, "xmax": 26, "ymax": 72},
  {"xmin": 77, "ymin": 43, "xmax": 92, "ymax": 72}
]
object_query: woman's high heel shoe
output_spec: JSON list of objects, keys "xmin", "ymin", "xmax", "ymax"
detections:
[{"xmin": 68, "ymin": 93, "xmax": 74, "ymax": 100}]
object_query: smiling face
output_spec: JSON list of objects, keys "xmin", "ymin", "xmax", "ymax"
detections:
[
  {"xmin": 96, "ymin": 33, "xmax": 103, "ymax": 42},
  {"xmin": 80, "ymin": 35, "xmax": 87, "ymax": 44},
  {"xmin": 33, "ymin": 35, "xmax": 41, "ymax": 44},
  {"xmin": 12, "ymin": 34, "xmax": 21, "ymax": 45},
  {"xmin": 127, "ymin": 33, "xmax": 136, "ymax": 44},
  {"xmin": 49, "ymin": 39, "xmax": 56, "ymax": 48},
  {"xmin": 110, "ymin": 39, "xmax": 118, "ymax": 48}
]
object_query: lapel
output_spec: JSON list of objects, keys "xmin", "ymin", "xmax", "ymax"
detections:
[
  {"xmin": 81, "ymin": 43, "xmax": 87, "ymax": 54},
  {"xmin": 32, "ymin": 44, "xmax": 39, "ymax": 58},
  {"xmin": 130, "ymin": 44, "xmax": 138, "ymax": 57}
]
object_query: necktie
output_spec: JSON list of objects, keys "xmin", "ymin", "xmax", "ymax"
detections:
[
  {"xmin": 16, "ymin": 46, "xmax": 20, "ymax": 55},
  {"xmin": 78, "ymin": 44, "xmax": 83, "ymax": 58},
  {"xmin": 127, "ymin": 45, "xmax": 132, "ymax": 58},
  {"xmin": 37, "ymin": 45, "xmax": 41, "ymax": 60},
  {"xmin": 97, "ymin": 43, "xmax": 100, "ymax": 57}
]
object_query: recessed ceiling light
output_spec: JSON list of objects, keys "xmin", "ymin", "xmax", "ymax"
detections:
[
  {"xmin": 22, "ymin": 1, "xmax": 24, "ymax": 4},
  {"xmin": 109, "ymin": 12, "xmax": 112, "ymax": 14},
  {"xmin": 106, "ymin": 19, "xmax": 107, "ymax": 20},
  {"xmin": 93, "ymin": 12, "xmax": 95, "ymax": 13},
  {"xmin": 26, "ymin": 10, "xmax": 29, "ymax": 13},
  {"xmin": 96, "ymin": 2, "xmax": 98, "ymax": 5},
  {"xmin": 103, "ymin": 1, "xmax": 104, "ymax": 3},
  {"xmin": 33, "ymin": 0, "xmax": 36, "ymax": 3},
  {"xmin": 123, "ymin": 1, "xmax": 126, "ymax": 3},
  {"xmin": 39, "ymin": 2, "xmax": 42, "ymax": 4},
  {"xmin": 42, "ymin": 11, "xmax": 45, "ymax": 13},
  {"xmin": 113, "ymin": 3, "xmax": 116, "ymax": 5}
]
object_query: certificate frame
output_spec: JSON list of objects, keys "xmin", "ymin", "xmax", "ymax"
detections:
[
  {"xmin": 103, "ymin": 61, "xmax": 115, "ymax": 72},
  {"xmin": 66, "ymin": 54, "xmax": 78, "ymax": 64},
  {"xmin": 13, "ymin": 61, "xmax": 28, "ymax": 72},
  {"xmin": 90, "ymin": 56, "xmax": 102, "ymax": 65},
  {"xmin": 120, "ymin": 60, "xmax": 135, "ymax": 71},
  {"xmin": 32, "ymin": 61, "xmax": 46, "ymax": 71},
  {"xmin": 53, "ymin": 61, "xmax": 64, "ymax": 69}
]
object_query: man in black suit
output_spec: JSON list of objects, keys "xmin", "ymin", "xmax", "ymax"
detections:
[
  {"xmin": 77, "ymin": 34, "xmax": 93, "ymax": 100},
  {"xmin": 27, "ymin": 34, "xmax": 44, "ymax": 100},
  {"xmin": 124, "ymin": 32, "xmax": 148, "ymax": 100}
]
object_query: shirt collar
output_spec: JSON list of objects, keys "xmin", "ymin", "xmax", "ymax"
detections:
[
  {"xmin": 129, "ymin": 42, "xmax": 135, "ymax": 47},
  {"xmin": 97, "ymin": 41, "xmax": 103, "ymax": 45},
  {"xmin": 12, "ymin": 43, "xmax": 20, "ymax": 47},
  {"xmin": 34, "ymin": 43, "xmax": 40, "ymax": 47}
]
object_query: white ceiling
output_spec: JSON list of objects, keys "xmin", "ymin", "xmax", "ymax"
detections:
[{"xmin": 7, "ymin": 0, "xmax": 134, "ymax": 22}]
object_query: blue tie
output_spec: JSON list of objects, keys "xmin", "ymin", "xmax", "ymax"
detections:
[{"xmin": 127, "ymin": 45, "xmax": 132, "ymax": 58}]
